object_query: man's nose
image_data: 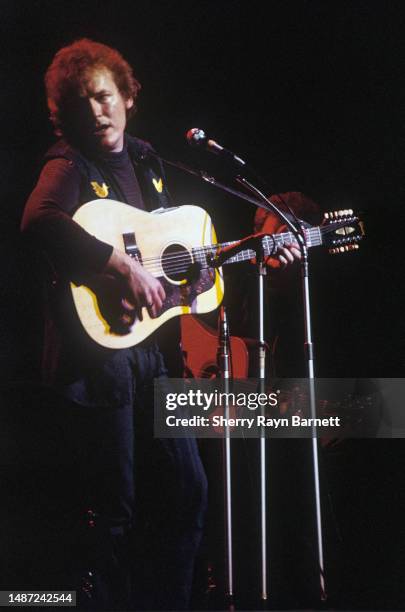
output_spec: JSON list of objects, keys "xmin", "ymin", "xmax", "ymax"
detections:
[{"xmin": 89, "ymin": 98, "xmax": 102, "ymax": 118}]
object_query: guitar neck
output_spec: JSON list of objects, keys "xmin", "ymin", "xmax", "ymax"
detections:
[{"xmin": 196, "ymin": 226, "xmax": 322, "ymax": 267}]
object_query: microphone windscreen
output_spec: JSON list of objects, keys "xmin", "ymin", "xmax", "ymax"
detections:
[{"xmin": 186, "ymin": 128, "xmax": 206, "ymax": 147}]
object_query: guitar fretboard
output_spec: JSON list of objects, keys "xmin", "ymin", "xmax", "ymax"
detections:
[{"xmin": 192, "ymin": 226, "xmax": 322, "ymax": 268}]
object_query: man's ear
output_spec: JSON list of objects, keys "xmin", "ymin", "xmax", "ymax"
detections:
[{"xmin": 125, "ymin": 97, "xmax": 134, "ymax": 111}]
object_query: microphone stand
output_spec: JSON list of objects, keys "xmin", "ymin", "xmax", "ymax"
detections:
[
  {"xmin": 257, "ymin": 242, "xmax": 269, "ymax": 602},
  {"xmin": 217, "ymin": 306, "xmax": 234, "ymax": 607},
  {"xmin": 213, "ymin": 235, "xmax": 274, "ymax": 605},
  {"xmin": 236, "ymin": 178, "xmax": 327, "ymax": 602},
  {"xmin": 153, "ymin": 151, "xmax": 327, "ymax": 602}
]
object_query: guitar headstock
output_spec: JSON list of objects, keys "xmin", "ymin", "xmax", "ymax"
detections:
[{"xmin": 321, "ymin": 209, "xmax": 365, "ymax": 254}]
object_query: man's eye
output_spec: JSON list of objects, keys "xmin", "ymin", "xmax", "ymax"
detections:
[{"xmin": 97, "ymin": 94, "xmax": 110, "ymax": 102}]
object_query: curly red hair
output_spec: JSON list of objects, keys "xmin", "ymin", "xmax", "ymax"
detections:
[{"xmin": 45, "ymin": 38, "xmax": 141, "ymax": 134}]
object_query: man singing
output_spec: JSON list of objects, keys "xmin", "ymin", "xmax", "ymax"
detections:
[
  {"xmin": 22, "ymin": 36, "xmax": 300, "ymax": 610},
  {"xmin": 22, "ymin": 38, "xmax": 207, "ymax": 610}
]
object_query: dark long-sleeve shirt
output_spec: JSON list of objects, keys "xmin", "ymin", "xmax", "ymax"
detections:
[
  {"xmin": 21, "ymin": 146, "xmax": 145, "ymax": 282},
  {"xmin": 21, "ymin": 142, "xmax": 154, "ymax": 390}
]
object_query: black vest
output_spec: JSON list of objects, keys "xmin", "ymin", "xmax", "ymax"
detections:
[{"xmin": 44, "ymin": 134, "xmax": 172, "ymax": 212}]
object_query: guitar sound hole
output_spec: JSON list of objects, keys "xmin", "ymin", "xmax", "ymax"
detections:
[{"xmin": 162, "ymin": 244, "xmax": 193, "ymax": 282}]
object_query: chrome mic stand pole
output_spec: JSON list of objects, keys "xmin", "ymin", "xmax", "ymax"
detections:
[
  {"xmin": 237, "ymin": 177, "xmax": 327, "ymax": 601},
  {"xmin": 257, "ymin": 251, "xmax": 268, "ymax": 602},
  {"xmin": 217, "ymin": 306, "xmax": 234, "ymax": 605},
  {"xmin": 152, "ymin": 150, "xmax": 326, "ymax": 600},
  {"xmin": 301, "ymin": 245, "xmax": 326, "ymax": 600}
]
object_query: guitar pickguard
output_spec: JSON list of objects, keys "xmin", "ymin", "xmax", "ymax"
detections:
[{"xmin": 160, "ymin": 267, "xmax": 217, "ymax": 312}]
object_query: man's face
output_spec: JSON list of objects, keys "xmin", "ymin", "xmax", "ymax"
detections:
[{"xmin": 76, "ymin": 66, "xmax": 133, "ymax": 153}]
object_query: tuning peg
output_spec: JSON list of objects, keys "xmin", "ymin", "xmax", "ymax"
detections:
[
  {"xmin": 324, "ymin": 212, "xmax": 329, "ymax": 220},
  {"xmin": 335, "ymin": 208, "xmax": 354, "ymax": 217},
  {"xmin": 329, "ymin": 243, "xmax": 360, "ymax": 255}
]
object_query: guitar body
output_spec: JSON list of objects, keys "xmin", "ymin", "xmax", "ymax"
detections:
[
  {"xmin": 181, "ymin": 315, "xmax": 250, "ymax": 379},
  {"xmin": 71, "ymin": 200, "xmax": 224, "ymax": 349}
]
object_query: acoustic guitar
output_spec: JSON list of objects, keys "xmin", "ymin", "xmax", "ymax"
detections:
[{"xmin": 71, "ymin": 200, "xmax": 364, "ymax": 349}]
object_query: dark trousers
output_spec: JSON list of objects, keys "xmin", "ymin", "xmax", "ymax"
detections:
[{"xmin": 61, "ymin": 345, "xmax": 208, "ymax": 610}]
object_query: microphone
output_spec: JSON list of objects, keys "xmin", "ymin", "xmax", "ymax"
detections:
[{"xmin": 186, "ymin": 128, "xmax": 246, "ymax": 166}]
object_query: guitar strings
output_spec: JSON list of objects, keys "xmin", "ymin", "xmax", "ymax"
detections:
[
  {"xmin": 139, "ymin": 236, "xmax": 307, "ymax": 276},
  {"xmin": 132, "ymin": 233, "xmax": 294, "ymax": 268},
  {"xmin": 129, "ymin": 225, "xmax": 332, "ymax": 267},
  {"xmin": 137, "ymin": 231, "xmax": 298, "ymax": 265},
  {"xmin": 140, "ymin": 246, "xmax": 261, "ymax": 276},
  {"xmin": 131, "ymin": 224, "xmax": 347, "ymax": 276}
]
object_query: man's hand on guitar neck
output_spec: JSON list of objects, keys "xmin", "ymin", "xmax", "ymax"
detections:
[
  {"xmin": 104, "ymin": 247, "xmax": 166, "ymax": 324},
  {"xmin": 276, "ymin": 243, "xmax": 301, "ymax": 268}
]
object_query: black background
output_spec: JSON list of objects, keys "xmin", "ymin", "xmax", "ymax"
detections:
[
  {"xmin": 2, "ymin": 0, "xmax": 404, "ymax": 378},
  {"xmin": 1, "ymin": 1, "xmax": 405, "ymax": 609}
]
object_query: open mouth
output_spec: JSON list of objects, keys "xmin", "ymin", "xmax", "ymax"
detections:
[{"xmin": 94, "ymin": 124, "xmax": 111, "ymax": 134}]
